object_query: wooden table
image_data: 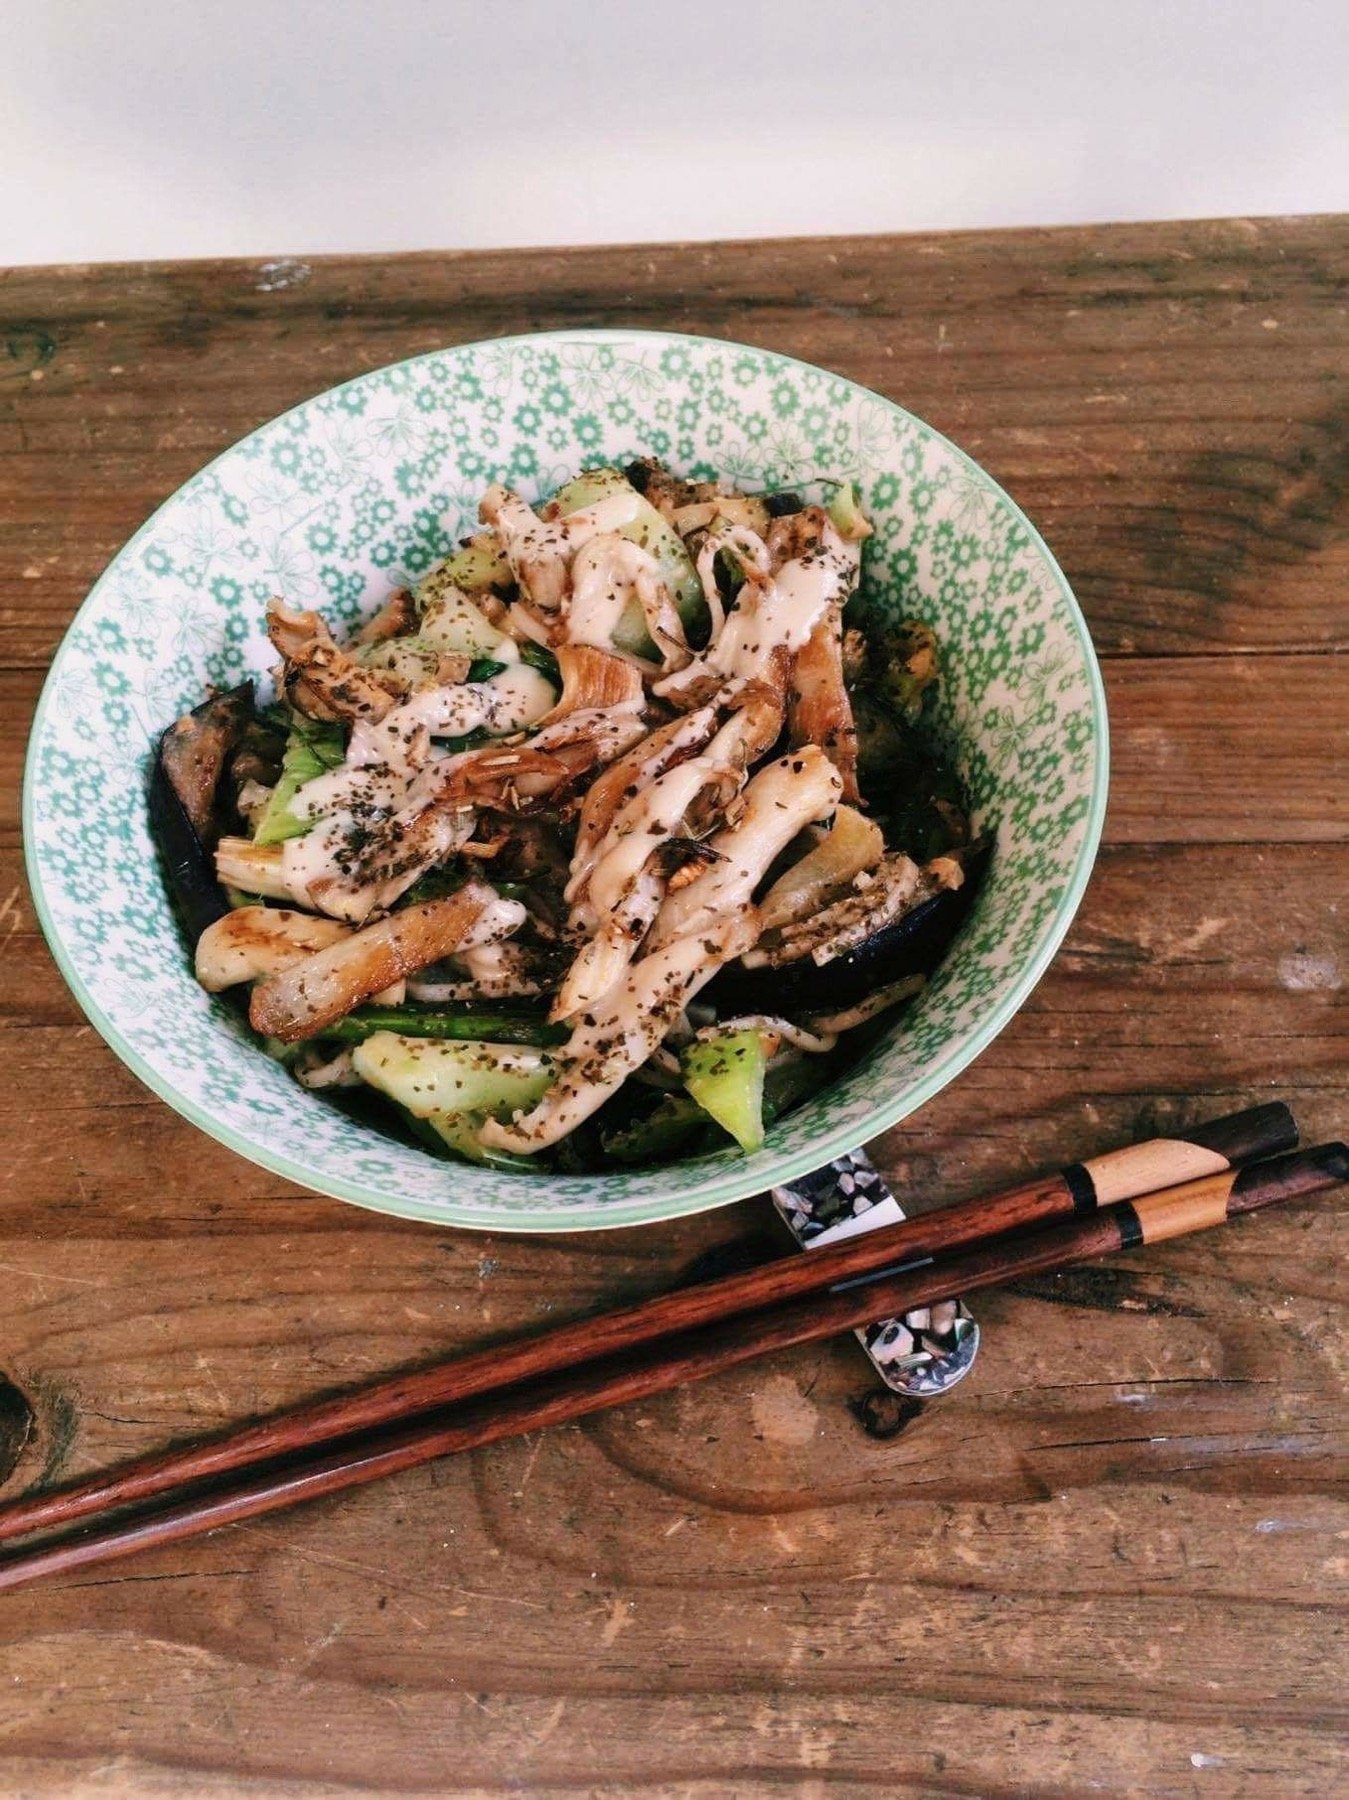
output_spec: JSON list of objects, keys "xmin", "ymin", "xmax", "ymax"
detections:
[{"xmin": 1, "ymin": 218, "xmax": 1345, "ymax": 1796}]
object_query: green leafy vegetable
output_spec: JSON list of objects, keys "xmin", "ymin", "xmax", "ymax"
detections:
[
  {"xmin": 826, "ymin": 480, "xmax": 873, "ymax": 542},
  {"xmin": 601, "ymin": 1093, "xmax": 717, "ymax": 1164},
  {"xmin": 351, "ymin": 1032, "xmax": 556, "ymax": 1167},
  {"xmin": 681, "ymin": 1028, "xmax": 768, "ymax": 1153},
  {"xmin": 516, "ymin": 639, "xmax": 561, "ymax": 684},
  {"xmin": 252, "ymin": 715, "xmax": 346, "ymax": 846}
]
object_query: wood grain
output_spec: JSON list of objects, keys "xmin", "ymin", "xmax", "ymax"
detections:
[{"xmin": 1, "ymin": 215, "xmax": 1346, "ymax": 1796}]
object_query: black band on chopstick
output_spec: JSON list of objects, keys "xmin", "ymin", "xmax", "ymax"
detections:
[
  {"xmin": 1062, "ymin": 1163, "xmax": 1098, "ymax": 1212},
  {"xmin": 1115, "ymin": 1202, "xmax": 1145, "ymax": 1249}
]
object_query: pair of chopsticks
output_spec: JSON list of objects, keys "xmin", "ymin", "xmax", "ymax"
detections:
[{"xmin": 0, "ymin": 1103, "xmax": 1342, "ymax": 1593}]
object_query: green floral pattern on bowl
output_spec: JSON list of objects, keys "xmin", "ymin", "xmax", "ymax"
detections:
[{"xmin": 23, "ymin": 330, "xmax": 1107, "ymax": 1232}]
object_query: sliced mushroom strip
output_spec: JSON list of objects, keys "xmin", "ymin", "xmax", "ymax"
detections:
[
  {"xmin": 655, "ymin": 511, "xmax": 860, "ymax": 709},
  {"xmin": 647, "ymin": 746, "xmax": 844, "ymax": 952},
  {"xmin": 249, "ymin": 885, "xmax": 526, "ymax": 1042},
  {"xmin": 787, "ymin": 605, "xmax": 861, "ymax": 802},
  {"xmin": 682, "ymin": 656, "xmax": 792, "ymax": 829},
  {"xmin": 551, "ymin": 871, "xmax": 666, "ymax": 1024},
  {"xmin": 351, "ymin": 587, "xmax": 418, "ymax": 647},
  {"xmin": 805, "ymin": 974, "xmax": 927, "ymax": 1034},
  {"xmin": 195, "ymin": 906, "xmax": 350, "ymax": 991},
  {"xmin": 555, "ymin": 675, "xmax": 788, "ymax": 1015},
  {"xmin": 542, "ymin": 644, "xmax": 646, "ymax": 720},
  {"xmin": 216, "ymin": 836, "xmax": 308, "ymax": 904},
  {"xmin": 293, "ymin": 1046, "xmax": 364, "ymax": 1090},
  {"xmin": 479, "ymin": 912, "xmax": 756, "ymax": 1155},
  {"xmin": 436, "ymin": 706, "xmax": 648, "ymax": 812},
  {"xmin": 567, "ymin": 706, "xmax": 721, "ymax": 901},
  {"xmin": 478, "ymin": 485, "xmax": 573, "ymax": 624},
  {"xmin": 552, "ymin": 841, "xmax": 717, "ymax": 1024},
  {"xmin": 267, "ymin": 600, "xmax": 402, "ymax": 724}
]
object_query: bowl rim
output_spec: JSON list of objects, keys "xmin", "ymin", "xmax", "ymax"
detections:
[{"xmin": 22, "ymin": 326, "xmax": 1109, "ymax": 1233}]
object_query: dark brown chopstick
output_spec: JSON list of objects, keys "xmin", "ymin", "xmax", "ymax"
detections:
[
  {"xmin": 0, "ymin": 1141, "xmax": 1341, "ymax": 1596},
  {"xmin": 0, "ymin": 1102, "xmax": 1294, "ymax": 1545}
]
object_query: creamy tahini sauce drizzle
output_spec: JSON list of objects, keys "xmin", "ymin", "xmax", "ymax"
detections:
[
  {"xmin": 562, "ymin": 530, "xmax": 857, "ymax": 984},
  {"xmin": 657, "ymin": 524, "xmax": 859, "ymax": 700},
  {"xmin": 278, "ymin": 663, "xmax": 555, "ymax": 909},
  {"xmin": 567, "ymin": 534, "xmax": 668, "ymax": 655},
  {"xmin": 491, "ymin": 488, "xmax": 646, "ymax": 611},
  {"xmin": 567, "ymin": 707, "xmax": 720, "ymax": 903}
]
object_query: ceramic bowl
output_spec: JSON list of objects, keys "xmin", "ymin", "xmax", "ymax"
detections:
[{"xmin": 24, "ymin": 329, "xmax": 1107, "ymax": 1230}]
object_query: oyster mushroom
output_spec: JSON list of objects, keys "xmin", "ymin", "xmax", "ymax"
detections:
[
  {"xmin": 647, "ymin": 746, "xmax": 844, "ymax": 952},
  {"xmin": 655, "ymin": 509, "xmax": 859, "ymax": 710},
  {"xmin": 479, "ymin": 909, "xmax": 757, "ymax": 1155},
  {"xmin": 249, "ymin": 884, "xmax": 525, "ymax": 1042},
  {"xmin": 787, "ymin": 606, "xmax": 861, "ymax": 803},
  {"xmin": 268, "ymin": 600, "xmax": 401, "ymax": 724},
  {"xmin": 194, "ymin": 906, "xmax": 351, "ymax": 991},
  {"xmin": 478, "ymin": 485, "xmax": 573, "ymax": 623}
]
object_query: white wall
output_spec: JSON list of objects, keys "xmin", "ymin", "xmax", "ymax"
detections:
[{"xmin": 3, "ymin": 0, "xmax": 1345, "ymax": 266}]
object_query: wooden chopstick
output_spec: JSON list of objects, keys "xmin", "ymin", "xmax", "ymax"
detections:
[
  {"xmin": 0, "ymin": 1141, "xmax": 1341, "ymax": 1596},
  {"xmin": 0, "ymin": 1102, "xmax": 1294, "ymax": 1545}
]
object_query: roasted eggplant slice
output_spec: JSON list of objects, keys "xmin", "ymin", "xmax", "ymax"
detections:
[
  {"xmin": 148, "ymin": 756, "xmax": 231, "ymax": 945},
  {"xmin": 157, "ymin": 682, "xmax": 256, "ymax": 845},
  {"xmin": 150, "ymin": 683, "xmax": 259, "ymax": 945},
  {"xmin": 711, "ymin": 839, "xmax": 990, "ymax": 1015}
]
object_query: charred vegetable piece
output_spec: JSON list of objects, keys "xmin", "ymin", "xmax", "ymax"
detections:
[
  {"xmin": 268, "ymin": 601, "xmax": 401, "ymax": 725},
  {"xmin": 762, "ymin": 1051, "xmax": 834, "ymax": 1123},
  {"xmin": 826, "ymin": 481, "xmax": 874, "ymax": 543},
  {"xmin": 147, "ymin": 755, "xmax": 231, "ymax": 946},
  {"xmin": 867, "ymin": 619, "xmax": 940, "ymax": 721},
  {"xmin": 764, "ymin": 489, "xmax": 805, "ymax": 518},
  {"xmin": 716, "ymin": 842, "xmax": 989, "ymax": 1015},
  {"xmin": 416, "ymin": 535, "xmax": 514, "ymax": 607},
  {"xmin": 227, "ymin": 715, "xmax": 287, "ymax": 798},
  {"xmin": 315, "ymin": 1006, "xmax": 567, "ymax": 1047},
  {"xmin": 681, "ymin": 1029, "xmax": 769, "ymax": 1154},
  {"xmin": 158, "ymin": 682, "xmax": 257, "ymax": 845},
  {"xmin": 252, "ymin": 713, "xmax": 346, "ymax": 846},
  {"xmin": 601, "ymin": 1093, "xmax": 720, "ymax": 1165}
]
